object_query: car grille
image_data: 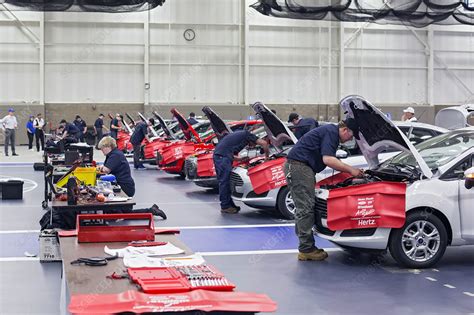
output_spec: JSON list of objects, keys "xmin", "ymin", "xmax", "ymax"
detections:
[
  {"xmin": 184, "ymin": 159, "xmax": 197, "ymax": 179},
  {"xmin": 247, "ymin": 190, "xmax": 269, "ymax": 198},
  {"xmin": 314, "ymin": 197, "xmax": 334, "ymax": 236},
  {"xmin": 230, "ymin": 171, "xmax": 244, "ymax": 198}
]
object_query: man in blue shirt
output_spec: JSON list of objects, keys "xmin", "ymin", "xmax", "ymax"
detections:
[
  {"xmin": 288, "ymin": 112, "xmax": 319, "ymax": 139},
  {"xmin": 58, "ymin": 119, "xmax": 80, "ymax": 143},
  {"xmin": 94, "ymin": 114, "xmax": 108, "ymax": 149},
  {"xmin": 214, "ymin": 130, "xmax": 270, "ymax": 214},
  {"xmin": 73, "ymin": 115, "xmax": 87, "ymax": 142},
  {"xmin": 130, "ymin": 118, "xmax": 154, "ymax": 169},
  {"xmin": 109, "ymin": 113, "xmax": 121, "ymax": 140},
  {"xmin": 285, "ymin": 119, "xmax": 363, "ymax": 261},
  {"xmin": 187, "ymin": 112, "xmax": 199, "ymax": 125}
]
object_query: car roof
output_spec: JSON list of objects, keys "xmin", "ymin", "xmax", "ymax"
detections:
[{"xmin": 393, "ymin": 121, "xmax": 448, "ymax": 133}]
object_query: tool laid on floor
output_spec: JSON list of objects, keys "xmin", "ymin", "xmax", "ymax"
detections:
[{"xmin": 126, "ymin": 265, "xmax": 236, "ymax": 293}]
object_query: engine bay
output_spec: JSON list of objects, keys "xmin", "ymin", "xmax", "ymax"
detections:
[{"xmin": 319, "ymin": 169, "xmax": 413, "ymax": 190}]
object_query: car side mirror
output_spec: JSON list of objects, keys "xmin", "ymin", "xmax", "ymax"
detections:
[
  {"xmin": 336, "ymin": 149, "xmax": 348, "ymax": 159},
  {"xmin": 465, "ymin": 167, "xmax": 474, "ymax": 189}
]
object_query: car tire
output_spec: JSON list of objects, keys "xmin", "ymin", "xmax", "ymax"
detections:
[
  {"xmin": 389, "ymin": 211, "xmax": 448, "ymax": 269},
  {"xmin": 276, "ymin": 186, "xmax": 295, "ymax": 220}
]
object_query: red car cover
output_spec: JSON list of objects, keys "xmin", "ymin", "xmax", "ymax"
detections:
[
  {"xmin": 69, "ymin": 290, "xmax": 277, "ymax": 314},
  {"xmin": 327, "ymin": 182, "xmax": 407, "ymax": 231},
  {"xmin": 248, "ymin": 157, "xmax": 287, "ymax": 195},
  {"xmin": 196, "ymin": 152, "xmax": 216, "ymax": 177},
  {"xmin": 116, "ymin": 130, "xmax": 132, "ymax": 152}
]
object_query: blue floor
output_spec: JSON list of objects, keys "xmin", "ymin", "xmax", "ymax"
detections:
[{"xmin": 0, "ymin": 164, "xmax": 473, "ymax": 315}]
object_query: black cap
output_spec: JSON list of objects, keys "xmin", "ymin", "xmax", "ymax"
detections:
[
  {"xmin": 75, "ymin": 115, "xmax": 81, "ymax": 119},
  {"xmin": 344, "ymin": 118, "xmax": 360, "ymax": 140},
  {"xmin": 288, "ymin": 112, "xmax": 299, "ymax": 123},
  {"xmin": 149, "ymin": 118, "xmax": 155, "ymax": 125}
]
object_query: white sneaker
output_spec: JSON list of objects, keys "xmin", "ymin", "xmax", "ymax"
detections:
[{"xmin": 29, "ymin": 149, "xmax": 34, "ymax": 151}]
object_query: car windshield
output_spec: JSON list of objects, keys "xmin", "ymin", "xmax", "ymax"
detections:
[{"xmin": 382, "ymin": 130, "xmax": 474, "ymax": 171}]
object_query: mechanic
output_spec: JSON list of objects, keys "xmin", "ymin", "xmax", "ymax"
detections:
[
  {"xmin": 73, "ymin": 115, "xmax": 87, "ymax": 142},
  {"xmin": 94, "ymin": 113, "xmax": 108, "ymax": 149},
  {"xmin": 97, "ymin": 136, "xmax": 167, "ymax": 219},
  {"xmin": 213, "ymin": 130, "xmax": 270, "ymax": 214},
  {"xmin": 33, "ymin": 113, "xmax": 45, "ymax": 151},
  {"xmin": 109, "ymin": 113, "xmax": 121, "ymax": 139},
  {"xmin": 401, "ymin": 107, "xmax": 417, "ymax": 122},
  {"xmin": 58, "ymin": 119, "xmax": 81, "ymax": 143},
  {"xmin": 288, "ymin": 112, "xmax": 319, "ymax": 139},
  {"xmin": 130, "ymin": 118, "xmax": 154, "ymax": 170},
  {"xmin": 2, "ymin": 108, "xmax": 18, "ymax": 156},
  {"xmin": 284, "ymin": 119, "xmax": 363, "ymax": 261},
  {"xmin": 187, "ymin": 112, "xmax": 199, "ymax": 125}
]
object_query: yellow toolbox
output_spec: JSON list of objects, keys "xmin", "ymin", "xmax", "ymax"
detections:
[{"xmin": 56, "ymin": 167, "xmax": 97, "ymax": 188}]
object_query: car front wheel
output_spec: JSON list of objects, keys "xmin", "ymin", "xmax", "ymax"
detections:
[
  {"xmin": 276, "ymin": 186, "xmax": 295, "ymax": 220},
  {"xmin": 389, "ymin": 211, "xmax": 448, "ymax": 269}
]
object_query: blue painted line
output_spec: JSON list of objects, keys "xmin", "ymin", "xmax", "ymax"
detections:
[{"xmin": 0, "ymin": 227, "xmax": 336, "ymax": 258}]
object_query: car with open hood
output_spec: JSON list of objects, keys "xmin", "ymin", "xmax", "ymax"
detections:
[
  {"xmin": 313, "ymin": 95, "xmax": 474, "ymax": 268},
  {"xmin": 139, "ymin": 111, "xmax": 206, "ymax": 165},
  {"xmin": 184, "ymin": 106, "xmax": 263, "ymax": 188},
  {"xmin": 230, "ymin": 103, "xmax": 448, "ymax": 220}
]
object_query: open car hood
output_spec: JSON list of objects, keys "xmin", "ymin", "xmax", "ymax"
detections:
[
  {"xmin": 340, "ymin": 95, "xmax": 432, "ymax": 178},
  {"xmin": 153, "ymin": 111, "xmax": 176, "ymax": 140},
  {"xmin": 202, "ymin": 106, "xmax": 232, "ymax": 140},
  {"xmin": 118, "ymin": 113, "xmax": 133, "ymax": 134},
  {"xmin": 251, "ymin": 102, "xmax": 297, "ymax": 151},
  {"xmin": 136, "ymin": 112, "xmax": 159, "ymax": 137},
  {"xmin": 171, "ymin": 108, "xmax": 202, "ymax": 142},
  {"xmin": 125, "ymin": 113, "xmax": 136, "ymax": 128}
]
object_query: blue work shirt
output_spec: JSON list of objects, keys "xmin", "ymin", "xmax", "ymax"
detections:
[
  {"xmin": 104, "ymin": 148, "xmax": 135, "ymax": 197},
  {"xmin": 65, "ymin": 123, "xmax": 80, "ymax": 138},
  {"xmin": 110, "ymin": 118, "xmax": 119, "ymax": 138},
  {"xmin": 94, "ymin": 118, "xmax": 104, "ymax": 129},
  {"xmin": 187, "ymin": 117, "xmax": 199, "ymax": 125},
  {"xmin": 74, "ymin": 120, "xmax": 86, "ymax": 134},
  {"xmin": 293, "ymin": 117, "xmax": 319, "ymax": 139},
  {"xmin": 214, "ymin": 130, "xmax": 258, "ymax": 159},
  {"xmin": 287, "ymin": 124, "xmax": 339, "ymax": 173},
  {"xmin": 130, "ymin": 121, "xmax": 148, "ymax": 145}
]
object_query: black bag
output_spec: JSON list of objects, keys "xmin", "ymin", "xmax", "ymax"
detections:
[{"xmin": 39, "ymin": 210, "xmax": 63, "ymax": 230}]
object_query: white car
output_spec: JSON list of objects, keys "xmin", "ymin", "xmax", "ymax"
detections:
[
  {"xmin": 314, "ymin": 95, "xmax": 474, "ymax": 268},
  {"xmin": 231, "ymin": 110, "xmax": 447, "ymax": 219}
]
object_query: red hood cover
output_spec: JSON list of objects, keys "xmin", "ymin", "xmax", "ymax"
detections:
[
  {"xmin": 160, "ymin": 142, "xmax": 196, "ymax": 165},
  {"xmin": 69, "ymin": 290, "xmax": 277, "ymax": 314},
  {"xmin": 327, "ymin": 182, "xmax": 406, "ymax": 231},
  {"xmin": 171, "ymin": 108, "xmax": 202, "ymax": 142},
  {"xmin": 248, "ymin": 157, "xmax": 287, "ymax": 195}
]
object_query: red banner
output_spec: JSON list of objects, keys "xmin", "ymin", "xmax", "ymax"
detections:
[
  {"xmin": 327, "ymin": 182, "xmax": 406, "ymax": 231},
  {"xmin": 69, "ymin": 290, "xmax": 277, "ymax": 314}
]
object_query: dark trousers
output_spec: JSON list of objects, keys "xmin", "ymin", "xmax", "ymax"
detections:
[
  {"xmin": 27, "ymin": 132, "xmax": 34, "ymax": 149},
  {"xmin": 213, "ymin": 154, "xmax": 234, "ymax": 209},
  {"xmin": 95, "ymin": 128, "xmax": 103, "ymax": 148},
  {"xmin": 284, "ymin": 160, "xmax": 317, "ymax": 253},
  {"xmin": 35, "ymin": 129, "xmax": 44, "ymax": 151},
  {"xmin": 132, "ymin": 143, "xmax": 142, "ymax": 169},
  {"xmin": 4, "ymin": 129, "xmax": 16, "ymax": 155}
]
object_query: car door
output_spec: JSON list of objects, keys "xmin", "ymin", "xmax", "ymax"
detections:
[{"xmin": 441, "ymin": 153, "xmax": 474, "ymax": 240}]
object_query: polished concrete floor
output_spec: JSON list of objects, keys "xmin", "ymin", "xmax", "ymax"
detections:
[{"xmin": 0, "ymin": 156, "xmax": 473, "ymax": 314}]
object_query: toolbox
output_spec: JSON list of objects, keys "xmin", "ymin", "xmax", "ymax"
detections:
[
  {"xmin": 127, "ymin": 265, "xmax": 236, "ymax": 294},
  {"xmin": 56, "ymin": 167, "xmax": 97, "ymax": 187},
  {"xmin": 0, "ymin": 179, "xmax": 24, "ymax": 200},
  {"xmin": 77, "ymin": 213, "xmax": 155, "ymax": 243}
]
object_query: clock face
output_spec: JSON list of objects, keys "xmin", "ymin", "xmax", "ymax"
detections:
[{"xmin": 183, "ymin": 29, "xmax": 196, "ymax": 41}]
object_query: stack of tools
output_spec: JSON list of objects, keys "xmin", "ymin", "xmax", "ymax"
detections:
[{"xmin": 127, "ymin": 265, "xmax": 235, "ymax": 294}]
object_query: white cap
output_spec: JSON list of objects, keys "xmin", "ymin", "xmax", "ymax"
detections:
[{"xmin": 403, "ymin": 107, "xmax": 415, "ymax": 114}]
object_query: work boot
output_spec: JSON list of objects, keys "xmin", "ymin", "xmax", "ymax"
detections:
[
  {"xmin": 151, "ymin": 204, "xmax": 167, "ymax": 220},
  {"xmin": 221, "ymin": 206, "xmax": 240, "ymax": 214},
  {"xmin": 298, "ymin": 249, "xmax": 328, "ymax": 261}
]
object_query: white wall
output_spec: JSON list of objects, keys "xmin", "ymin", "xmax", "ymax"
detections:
[{"xmin": 0, "ymin": 0, "xmax": 473, "ymax": 106}]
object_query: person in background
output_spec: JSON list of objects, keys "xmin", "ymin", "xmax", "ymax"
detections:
[
  {"xmin": 288, "ymin": 112, "xmax": 319, "ymax": 139},
  {"xmin": 109, "ymin": 113, "xmax": 121, "ymax": 140},
  {"xmin": 94, "ymin": 113, "xmax": 108, "ymax": 150},
  {"xmin": 187, "ymin": 112, "xmax": 199, "ymax": 125},
  {"xmin": 26, "ymin": 116, "xmax": 36, "ymax": 151},
  {"xmin": 33, "ymin": 113, "xmax": 45, "ymax": 151},
  {"xmin": 97, "ymin": 136, "xmax": 166, "ymax": 219},
  {"xmin": 284, "ymin": 119, "xmax": 363, "ymax": 262},
  {"xmin": 130, "ymin": 118, "xmax": 154, "ymax": 170},
  {"xmin": 213, "ymin": 130, "xmax": 270, "ymax": 214},
  {"xmin": 2, "ymin": 108, "xmax": 18, "ymax": 156},
  {"xmin": 58, "ymin": 119, "xmax": 80, "ymax": 143},
  {"xmin": 401, "ymin": 107, "xmax": 417, "ymax": 122},
  {"xmin": 74, "ymin": 115, "xmax": 87, "ymax": 142}
]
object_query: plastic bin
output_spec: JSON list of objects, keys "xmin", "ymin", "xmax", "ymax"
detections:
[
  {"xmin": 56, "ymin": 167, "xmax": 97, "ymax": 187},
  {"xmin": 0, "ymin": 180, "xmax": 24, "ymax": 200}
]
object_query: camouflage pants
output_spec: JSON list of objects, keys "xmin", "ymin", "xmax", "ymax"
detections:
[{"xmin": 284, "ymin": 160, "xmax": 317, "ymax": 253}]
